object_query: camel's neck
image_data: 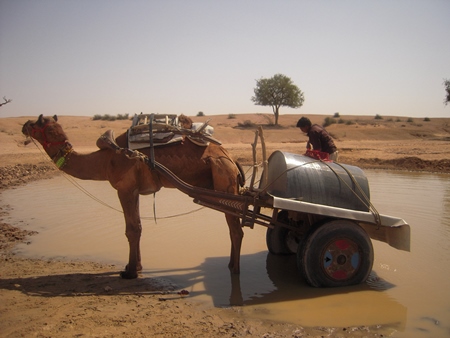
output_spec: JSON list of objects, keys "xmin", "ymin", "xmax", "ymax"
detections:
[{"xmin": 52, "ymin": 147, "xmax": 110, "ymax": 181}]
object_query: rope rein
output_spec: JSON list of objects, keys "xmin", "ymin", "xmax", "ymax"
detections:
[{"xmin": 27, "ymin": 136, "xmax": 205, "ymax": 221}]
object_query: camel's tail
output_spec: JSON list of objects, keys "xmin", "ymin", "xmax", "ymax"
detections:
[{"xmin": 236, "ymin": 161, "xmax": 245, "ymax": 187}]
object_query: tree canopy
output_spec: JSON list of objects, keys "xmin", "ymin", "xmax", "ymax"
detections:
[
  {"xmin": 251, "ymin": 74, "xmax": 304, "ymax": 125},
  {"xmin": 444, "ymin": 79, "xmax": 450, "ymax": 106}
]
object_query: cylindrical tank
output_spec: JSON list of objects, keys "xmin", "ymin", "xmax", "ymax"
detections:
[{"xmin": 260, "ymin": 151, "xmax": 370, "ymax": 212}]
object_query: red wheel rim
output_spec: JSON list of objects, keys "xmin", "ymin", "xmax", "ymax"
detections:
[{"xmin": 321, "ymin": 238, "xmax": 361, "ymax": 281}]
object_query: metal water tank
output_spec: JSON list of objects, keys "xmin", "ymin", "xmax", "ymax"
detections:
[{"xmin": 261, "ymin": 151, "xmax": 370, "ymax": 212}]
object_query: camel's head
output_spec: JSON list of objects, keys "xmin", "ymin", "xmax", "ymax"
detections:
[{"xmin": 22, "ymin": 114, "xmax": 68, "ymax": 149}]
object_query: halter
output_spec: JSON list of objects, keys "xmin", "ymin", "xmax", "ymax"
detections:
[
  {"xmin": 30, "ymin": 122, "xmax": 68, "ymax": 149},
  {"xmin": 28, "ymin": 121, "xmax": 73, "ymax": 169}
]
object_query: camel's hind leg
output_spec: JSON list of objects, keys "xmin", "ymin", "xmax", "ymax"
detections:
[
  {"xmin": 117, "ymin": 188, "xmax": 143, "ymax": 279},
  {"xmin": 209, "ymin": 157, "xmax": 243, "ymax": 274}
]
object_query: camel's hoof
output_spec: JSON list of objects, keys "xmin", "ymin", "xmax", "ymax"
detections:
[{"xmin": 120, "ymin": 270, "xmax": 138, "ymax": 279}]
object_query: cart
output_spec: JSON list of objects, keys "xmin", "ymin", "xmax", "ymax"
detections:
[
  {"xmin": 151, "ymin": 150, "xmax": 410, "ymax": 288},
  {"xmin": 103, "ymin": 114, "xmax": 410, "ymax": 288}
]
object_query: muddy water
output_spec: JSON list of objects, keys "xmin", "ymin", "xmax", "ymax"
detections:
[{"xmin": 2, "ymin": 170, "xmax": 450, "ymax": 337}]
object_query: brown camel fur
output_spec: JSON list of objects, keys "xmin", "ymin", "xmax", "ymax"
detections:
[{"xmin": 22, "ymin": 114, "xmax": 244, "ymax": 279}]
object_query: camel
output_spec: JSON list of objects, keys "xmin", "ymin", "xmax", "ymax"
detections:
[{"xmin": 22, "ymin": 114, "xmax": 245, "ymax": 279}]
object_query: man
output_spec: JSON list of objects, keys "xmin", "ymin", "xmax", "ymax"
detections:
[{"xmin": 296, "ymin": 117, "xmax": 338, "ymax": 161}]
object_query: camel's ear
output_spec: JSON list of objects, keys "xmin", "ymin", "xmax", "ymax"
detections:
[
  {"xmin": 53, "ymin": 115, "xmax": 58, "ymax": 122},
  {"xmin": 37, "ymin": 114, "xmax": 45, "ymax": 126}
]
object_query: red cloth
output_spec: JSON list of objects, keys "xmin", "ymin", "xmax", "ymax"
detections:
[{"xmin": 305, "ymin": 149, "xmax": 331, "ymax": 161}]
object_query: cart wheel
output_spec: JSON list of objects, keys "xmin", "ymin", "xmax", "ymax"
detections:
[
  {"xmin": 266, "ymin": 210, "xmax": 301, "ymax": 255},
  {"xmin": 298, "ymin": 220, "xmax": 373, "ymax": 287}
]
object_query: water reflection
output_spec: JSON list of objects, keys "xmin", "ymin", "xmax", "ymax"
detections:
[
  {"xmin": 443, "ymin": 184, "xmax": 450, "ymax": 232},
  {"xmin": 138, "ymin": 250, "xmax": 407, "ymax": 329},
  {"xmin": 228, "ymin": 252, "xmax": 399, "ymax": 306}
]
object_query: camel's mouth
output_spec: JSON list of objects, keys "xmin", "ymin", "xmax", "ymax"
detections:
[
  {"xmin": 21, "ymin": 121, "xmax": 34, "ymax": 145},
  {"xmin": 22, "ymin": 121, "xmax": 32, "ymax": 134}
]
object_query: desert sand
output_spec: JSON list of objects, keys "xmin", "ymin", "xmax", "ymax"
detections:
[{"xmin": 1, "ymin": 113, "xmax": 449, "ymax": 337}]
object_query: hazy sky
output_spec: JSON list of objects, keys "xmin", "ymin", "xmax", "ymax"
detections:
[{"xmin": 1, "ymin": 0, "xmax": 449, "ymax": 118}]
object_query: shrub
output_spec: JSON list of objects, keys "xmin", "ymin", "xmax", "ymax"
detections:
[
  {"xmin": 237, "ymin": 120, "xmax": 256, "ymax": 128},
  {"xmin": 117, "ymin": 114, "xmax": 129, "ymax": 120},
  {"xmin": 323, "ymin": 117, "xmax": 336, "ymax": 127},
  {"xmin": 102, "ymin": 114, "xmax": 116, "ymax": 121},
  {"xmin": 333, "ymin": 112, "xmax": 340, "ymax": 118},
  {"xmin": 375, "ymin": 114, "xmax": 383, "ymax": 120},
  {"xmin": 197, "ymin": 111, "xmax": 205, "ymax": 117},
  {"xmin": 424, "ymin": 117, "xmax": 431, "ymax": 122},
  {"xmin": 93, "ymin": 114, "xmax": 130, "ymax": 121},
  {"xmin": 345, "ymin": 120, "xmax": 355, "ymax": 125},
  {"xmin": 407, "ymin": 117, "xmax": 414, "ymax": 123},
  {"xmin": 228, "ymin": 113, "xmax": 236, "ymax": 119}
]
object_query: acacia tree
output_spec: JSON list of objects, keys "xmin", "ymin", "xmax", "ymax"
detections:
[
  {"xmin": 444, "ymin": 79, "xmax": 450, "ymax": 106},
  {"xmin": 251, "ymin": 74, "xmax": 304, "ymax": 125}
]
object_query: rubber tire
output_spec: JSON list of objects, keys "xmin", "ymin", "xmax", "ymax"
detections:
[
  {"xmin": 266, "ymin": 210, "xmax": 300, "ymax": 255},
  {"xmin": 298, "ymin": 220, "xmax": 374, "ymax": 287}
]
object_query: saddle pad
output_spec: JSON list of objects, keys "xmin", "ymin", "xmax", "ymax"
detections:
[{"xmin": 128, "ymin": 132, "xmax": 183, "ymax": 150}]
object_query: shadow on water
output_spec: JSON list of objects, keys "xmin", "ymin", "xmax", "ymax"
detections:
[
  {"xmin": 0, "ymin": 251, "xmax": 398, "ymax": 300},
  {"xmin": 144, "ymin": 251, "xmax": 407, "ymax": 329}
]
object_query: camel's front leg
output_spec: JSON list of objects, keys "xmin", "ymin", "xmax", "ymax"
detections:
[
  {"xmin": 118, "ymin": 189, "xmax": 142, "ymax": 279},
  {"xmin": 226, "ymin": 213, "xmax": 243, "ymax": 274}
]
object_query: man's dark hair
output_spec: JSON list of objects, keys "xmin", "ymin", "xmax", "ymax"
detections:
[{"xmin": 296, "ymin": 117, "xmax": 312, "ymax": 128}]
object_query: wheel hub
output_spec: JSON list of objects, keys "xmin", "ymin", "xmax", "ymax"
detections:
[{"xmin": 322, "ymin": 238, "xmax": 361, "ymax": 280}]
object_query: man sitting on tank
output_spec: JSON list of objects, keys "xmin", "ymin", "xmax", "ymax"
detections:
[{"xmin": 296, "ymin": 117, "xmax": 338, "ymax": 161}]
